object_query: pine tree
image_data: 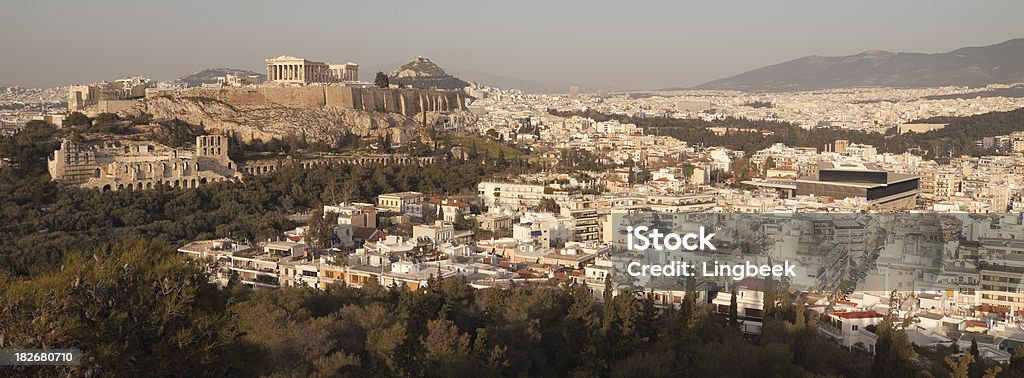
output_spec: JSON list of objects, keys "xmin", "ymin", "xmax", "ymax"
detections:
[
  {"xmin": 1004, "ymin": 346, "xmax": 1024, "ymax": 377},
  {"xmin": 374, "ymin": 72, "xmax": 390, "ymax": 88},
  {"xmin": 728, "ymin": 288, "xmax": 739, "ymax": 327},
  {"xmin": 763, "ymin": 271, "xmax": 777, "ymax": 318},
  {"xmin": 794, "ymin": 301, "xmax": 806, "ymax": 331},
  {"xmin": 969, "ymin": 337, "xmax": 986, "ymax": 378},
  {"xmin": 681, "ymin": 275, "xmax": 697, "ymax": 327},
  {"xmin": 871, "ymin": 292, "xmax": 918, "ymax": 377}
]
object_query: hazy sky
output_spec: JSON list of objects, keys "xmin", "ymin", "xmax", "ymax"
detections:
[{"xmin": 2, "ymin": 0, "xmax": 1023, "ymax": 89}]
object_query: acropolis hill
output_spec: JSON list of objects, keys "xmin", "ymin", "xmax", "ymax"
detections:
[
  {"xmin": 123, "ymin": 86, "xmax": 470, "ymax": 144},
  {"xmin": 65, "ymin": 55, "xmax": 474, "ymax": 144}
]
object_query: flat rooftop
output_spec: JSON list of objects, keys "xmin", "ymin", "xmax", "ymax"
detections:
[
  {"xmin": 379, "ymin": 191, "xmax": 423, "ymax": 199},
  {"xmin": 819, "ymin": 161, "xmax": 885, "ymax": 172}
]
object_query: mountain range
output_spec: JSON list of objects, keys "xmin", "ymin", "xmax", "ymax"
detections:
[
  {"xmin": 168, "ymin": 38, "xmax": 1024, "ymax": 94},
  {"xmin": 694, "ymin": 38, "xmax": 1024, "ymax": 91}
]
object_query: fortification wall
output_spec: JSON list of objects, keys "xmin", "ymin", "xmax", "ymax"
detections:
[
  {"xmin": 264, "ymin": 87, "xmax": 326, "ymax": 108},
  {"xmin": 154, "ymin": 86, "xmax": 467, "ymax": 117}
]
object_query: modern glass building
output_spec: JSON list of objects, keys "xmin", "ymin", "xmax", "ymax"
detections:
[{"xmin": 795, "ymin": 162, "xmax": 920, "ymax": 209}]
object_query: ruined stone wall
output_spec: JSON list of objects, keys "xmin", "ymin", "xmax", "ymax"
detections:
[
  {"xmin": 241, "ymin": 154, "xmax": 437, "ymax": 176},
  {"xmin": 100, "ymin": 100, "xmax": 138, "ymax": 113}
]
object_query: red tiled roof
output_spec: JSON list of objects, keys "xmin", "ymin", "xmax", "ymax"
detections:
[
  {"xmin": 353, "ymin": 227, "xmax": 382, "ymax": 241},
  {"xmin": 965, "ymin": 320, "xmax": 988, "ymax": 328}
]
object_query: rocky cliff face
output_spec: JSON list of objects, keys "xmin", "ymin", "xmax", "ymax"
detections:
[{"xmin": 123, "ymin": 95, "xmax": 438, "ymax": 144}]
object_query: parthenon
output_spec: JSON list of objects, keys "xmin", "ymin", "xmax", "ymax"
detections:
[{"xmin": 265, "ymin": 55, "xmax": 358, "ymax": 85}]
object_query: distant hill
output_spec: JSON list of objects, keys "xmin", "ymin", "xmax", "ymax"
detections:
[
  {"xmin": 365, "ymin": 59, "xmax": 618, "ymax": 94},
  {"xmin": 172, "ymin": 68, "xmax": 264, "ymax": 87},
  {"xmin": 389, "ymin": 57, "xmax": 470, "ymax": 90},
  {"xmin": 695, "ymin": 38, "xmax": 1024, "ymax": 91}
]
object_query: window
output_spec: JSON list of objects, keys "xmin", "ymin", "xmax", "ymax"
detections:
[{"xmin": 852, "ymin": 325, "xmax": 859, "ymax": 331}]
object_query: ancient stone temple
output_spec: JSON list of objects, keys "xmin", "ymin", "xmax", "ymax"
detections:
[{"xmin": 265, "ymin": 55, "xmax": 358, "ymax": 85}]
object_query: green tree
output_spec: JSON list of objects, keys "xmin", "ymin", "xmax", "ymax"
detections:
[
  {"xmin": 1004, "ymin": 346, "xmax": 1024, "ymax": 377},
  {"xmin": 422, "ymin": 317, "xmax": 472, "ymax": 376},
  {"xmin": 970, "ymin": 337, "xmax": 987, "ymax": 378},
  {"xmin": 538, "ymin": 198, "xmax": 560, "ymax": 213},
  {"xmin": 763, "ymin": 271, "xmax": 777, "ymax": 317},
  {"xmin": 871, "ymin": 292, "xmax": 919, "ymax": 378},
  {"xmin": 307, "ymin": 209, "xmax": 339, "ymax": 249},
  {"xmin": 947, "ymin": 353, "xmax": 974, "ymax": 378},
  {"xmin": 64, "ymin": 111, "xmax": 92, "ymax": 127},
  {"xmin": 729, "ymin": 288, "xmax": 739, "ymax": 326},
  {"xmin": 0, "ymin": 239, "xmax": 240, "ymax": 377},
  {"xmin": 374, "ymin": 72, "xmax": 390, "ymax": 88},
  {"xmin": 762, "ymin": 156, "xmax": 776, "ymax": 176},
  {"xmin": 94, "ymin": 112, "xmax": 121, "ymax": 125}
]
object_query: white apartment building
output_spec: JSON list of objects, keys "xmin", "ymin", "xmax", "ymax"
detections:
[
  {"xmin": 513, "ymin": 212, "xmax": 573, "ymax": 248},
  {"xmin": 478, "ymin": 181, "xmax": 551, "ymax": 209},
  {"xmin": 819, "ymin": 311, "xmax": 884, "ymax": 352}
]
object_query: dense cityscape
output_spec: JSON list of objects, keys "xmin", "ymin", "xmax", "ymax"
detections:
[{"xmin": 4, "ymin": 3, "xmax": 1024, "ymax": 377}]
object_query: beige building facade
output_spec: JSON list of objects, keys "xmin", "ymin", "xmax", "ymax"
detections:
[
  {"xmin": 48, "ymin": 135, "xmax": 242, "ymax": 191},
  {"xmin": 68, "ymin": 76, "xmax": 153, "ymax": 112}
]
